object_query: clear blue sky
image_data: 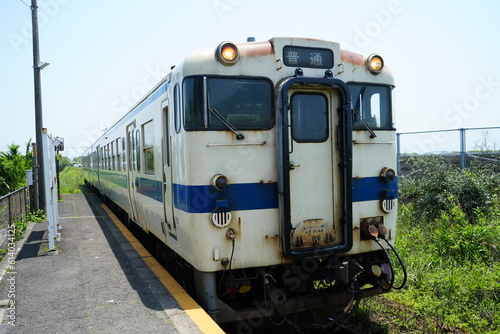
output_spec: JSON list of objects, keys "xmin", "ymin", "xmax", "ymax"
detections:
[{"xmin": 1, "ymin": 0, "xmax": 500, "ymax": 157}]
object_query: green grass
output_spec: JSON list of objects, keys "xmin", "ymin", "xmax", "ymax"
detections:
[
  {"xmin": 59, "ymin": 167, "xmax": 84, "ymax": 194},
  {"xmin": 388, "ymin": 203, "xmax": 500, "ymax": 333},
  {"xmin": 372, "ymin": 156, "xmax": 500, "ymax": 333}
]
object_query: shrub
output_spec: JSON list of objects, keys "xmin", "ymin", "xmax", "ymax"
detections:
[
  {"xmin": 389, "ymin": 155, "xmax": 500, "ymax": 333},
  {"xmin": 399, "ymin": 155, "xmax": 500, "ymax": 224}
]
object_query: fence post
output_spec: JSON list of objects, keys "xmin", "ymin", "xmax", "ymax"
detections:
[
  {"xmin": 19, "ymin": 188, "xmax": 23, "ymax": 221},
  {"xmin": 460, "ymin": 128, "xmax": 466, "ymax": 170},
  {"xmin": 23, "ymin": 186, "xmax": 28, "ymax": 220},
  {"xmin": 396, "ymin": 133, "xmax": 401, "ymax": 175},
  {"xmin": 8, "ymin": 196, "xmax": 11, "ymax": 227}
]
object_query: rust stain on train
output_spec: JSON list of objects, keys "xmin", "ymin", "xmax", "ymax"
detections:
[
  {"xmin": 239, "ymin": 41, "xmax": 274, "ymax": 57},
  {"xmin": 341, "ymin": 49, "xmax": 365, "ymax": 66}
]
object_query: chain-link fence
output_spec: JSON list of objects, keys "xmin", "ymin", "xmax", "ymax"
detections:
[
  {"xmin": 397, "ymin": 127, "xmax": 500, "ymax": 175},
  {"xmin": 0, "ymin": 186, "xmax": 32, "ymax": 248}
]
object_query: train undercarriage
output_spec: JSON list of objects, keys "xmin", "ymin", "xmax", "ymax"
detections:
[
  {"xmin": 152, "ymin": 229, "xmax": 400, "ymax": 332},
  {"xmin": 96, "ymin": 190, "xmax": 405, "ymax": 333}
]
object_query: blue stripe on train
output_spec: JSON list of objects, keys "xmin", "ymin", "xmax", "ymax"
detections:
[
  {"xmin": 136, "ymin": 177, "xmax": 397, "ymax": 212},
  {"xmin": 173, "ymin": 182, "xmax": 279, "ymax": 213},
  {"xmin": 352, "ymin": 176, "xmax": 398, "ymax": 202}
]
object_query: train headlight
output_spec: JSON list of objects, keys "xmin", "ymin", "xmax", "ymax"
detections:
[
  {"xmin": 380, "ymin": 167, "xmax": 396, "ymax": 182},
  {"xmin": 212, "ymin": 174, "xmax": 230, "ymax": 191},
  {"xmin": 366, "ymin": 54, "xmax": 384, "ymax": 74},
  {"xmin": 216, "ymin": 42, "xmax": 239, "ymax": 66}
]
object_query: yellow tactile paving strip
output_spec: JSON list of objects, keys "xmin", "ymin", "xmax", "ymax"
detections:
[{"xmin": 101, "ymin": 204, "xmax": 225, "ymax": 334}]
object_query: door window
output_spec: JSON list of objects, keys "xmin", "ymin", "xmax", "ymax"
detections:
[
  {"xmin": 291, "ymin": 93, "xmax": 329, "ymax": 142},
  {"xmin": 142, "ymin": 121, "xmax": 154, "ymax": 174}
]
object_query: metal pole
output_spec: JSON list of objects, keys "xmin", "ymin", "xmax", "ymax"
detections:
[
  {"xmin": 31, "ymin": 0, "xmax": 46, "ymax": 211},
  {"xmin": 56, "ymin": 150, "xmax": 61, "ymax": 199},
  {"xmin": 396, "ymin": 133, "xmax": 401, "ymax": 176},
  {"xmin": 460, "ymin": 128, "xmax": 466, "ymax": 170}
]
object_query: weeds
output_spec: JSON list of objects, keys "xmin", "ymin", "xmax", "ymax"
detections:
[
  {"xmin": 59, "ymin": 167, "xmax": 84, "ymax": 194},
  {"xmin": 382, "ymin": 156, "xmax": 500, "ymax": 333},
  {"xmin": 27, "ymin": 210, "xmax": 46, "ymax": 223}
]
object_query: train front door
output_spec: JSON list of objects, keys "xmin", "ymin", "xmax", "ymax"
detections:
[{"xmin": 278, "ymin": 78, "xmax": 352, "ymax": 257}]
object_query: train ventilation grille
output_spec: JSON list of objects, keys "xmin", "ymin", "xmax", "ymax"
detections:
[
  {"xmin": 211, "ymin": 208, "xmax": 232, "ymax": 228},
  {"xmin": 381, "ymin": 197, "xmax": 396, "ymax": 213}
]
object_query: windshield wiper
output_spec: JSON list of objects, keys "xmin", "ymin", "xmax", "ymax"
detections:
[
  {"xmin": 353, "ymin": 108, "xmax": 377, "ymax": 138},
  {"xmin": 207, "ymin": 93, "xmax": 245, "ymax": 140},
  {"xmin": 353, "ymin": 86, "xmax": 376, "ymax": 138}
]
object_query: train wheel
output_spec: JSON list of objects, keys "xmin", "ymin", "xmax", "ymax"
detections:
[{"xmin": 155, "ymin": 241, "xmax": 168, "ymax": 266}]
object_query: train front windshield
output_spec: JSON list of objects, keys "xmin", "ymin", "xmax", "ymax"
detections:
[
  {"xmin": 349, "ymin": 83, "xmax": 393, "ymax": 130},
  {"xmin": 183, "ymin": 77, "xmax": 274, "ymax": 131}
]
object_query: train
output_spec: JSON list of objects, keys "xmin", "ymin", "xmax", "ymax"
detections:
[{"xmin": 83, "ymin": 37, "xmax": 405, "ymax": 332}]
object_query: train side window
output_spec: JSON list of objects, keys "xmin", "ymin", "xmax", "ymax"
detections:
[
  {"xmin": 128, "ymin": 130, "xmax": 134, "ymax": 171},
  {"xmin": 100, "ymin": 147, "xmax": 104, "ymax": 169},
  {"xmin": 135, "ymin": 129, "xmax": 141, "ymax": 172},
  {"xmin": 143, "ymin": 121, "xmax": 154, "ymax": 174},
  {"xmin": 183, "ymin": 78, "xmax": 204, "ymax": 129},
  {"xmin": 183, "ymin": 76, "xmax": 274, "ymax": 130},
  {"xmin": 108, "ymin": 143, "xmax": 111, "ymax": 170},
  {"xmin": 122, "ymin": 137, "xmax": 126, "ymax": 171},
  {"xmin": 174, "ymin": 84, "xmax": 181, "ymax": 133},
  {"xmin": 290, "ymin": 92, "xmax": 329, "ymax": 142},
  {"xmin": 111, "ymin": 142, "xmax": 115, "ymax": 171},
  {"xmin": 116, "ymin": 138, "xmax": 121, "ymax": 172}
]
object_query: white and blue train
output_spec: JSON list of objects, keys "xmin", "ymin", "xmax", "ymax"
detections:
[{"xmin": 83, "ymin": 37, "xmax": 404, "ymax": 331}]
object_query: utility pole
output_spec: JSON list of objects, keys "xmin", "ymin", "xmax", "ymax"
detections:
[{"xmin": 31, "ymin": 0, "xmax": 46, "ymax": 211}]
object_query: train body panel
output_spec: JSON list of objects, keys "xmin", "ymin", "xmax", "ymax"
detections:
[
  {"xmin": 83, "ymin": 37, "xmax": 406, "ymax": 329},
  {"xmin": 173, "ymin": 129, "xmax": 283, "ymax": 271}
]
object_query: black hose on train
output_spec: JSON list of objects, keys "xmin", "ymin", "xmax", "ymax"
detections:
[
  {"xmin": 372, "ymin": 237, "xmax": 396, "ymax": 290},
  {"xmin": 372, "ymin": 225, "xmax": 408, "ymax": 290},
  {"xmin": 217, "ymin": 238, "xmax": 235, "ymax": 297},
  {"xmin": 377, "ymin": 228, "xmax": 407, "ymax": 290}
]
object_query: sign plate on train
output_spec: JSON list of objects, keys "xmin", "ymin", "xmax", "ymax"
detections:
[{"xmin": 283, "ymin": 46, "xmax": 334, "ymax": 69}]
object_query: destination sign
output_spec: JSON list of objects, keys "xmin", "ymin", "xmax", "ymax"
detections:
[{"xmin": 283, "ymin": 46, "xmax": 334, "ymax": 69}]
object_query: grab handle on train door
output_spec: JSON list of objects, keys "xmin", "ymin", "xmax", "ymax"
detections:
[{"xmin": 289, "ymin": 161, "xmax": 301, "ymax": 170}]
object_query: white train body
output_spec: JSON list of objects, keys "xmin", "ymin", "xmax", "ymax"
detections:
[{"xmin": 83, "ymin": 37, "xmax": 400, "ymax": 328}]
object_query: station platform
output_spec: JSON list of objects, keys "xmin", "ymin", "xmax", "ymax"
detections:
[{"xmin": 0, "ymin": 193, "xmax": 224, "ymax": 334}]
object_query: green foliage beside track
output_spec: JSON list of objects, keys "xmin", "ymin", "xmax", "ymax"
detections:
[
  {"xmin": 0, "ymin": 141, "xmax": 79, "ymax": 197},
  {"xmin": 358, "ymin": 156, "xmax": 500, "ymax": 333},
  {"xmin": 0, "ymin": 142, "xmax": 32, "ymax": 196},
  {"xmin": 59, "ymin": 167, "xmax": 84, "ymax": 194}
]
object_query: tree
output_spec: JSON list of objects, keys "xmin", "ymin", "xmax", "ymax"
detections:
[
  {"xmin": 58, "ymin": 156, "xmax": 73, "ymax": 171},
  {"xmin": 0, "ymin": 141, "xmax": 32, "ymax": 196},
  {"xmin": 73, "ymin": 156, "xmax": 83, "ymax": 164}
]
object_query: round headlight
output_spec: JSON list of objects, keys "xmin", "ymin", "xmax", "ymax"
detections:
[
  {"xmin": 216, "ymin": 42, "xmax": 239, "ymax": 66},
  {"xmin": 366, "ymin": 54, "xmax": 384, "ymax": 74},
  {"xmin": 380, "ymin": 167, "xmax": 396, "ymax": 182},
  {"xmin": 212, "ymin": 174, "xmax": 230, "ymax": 191}
]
